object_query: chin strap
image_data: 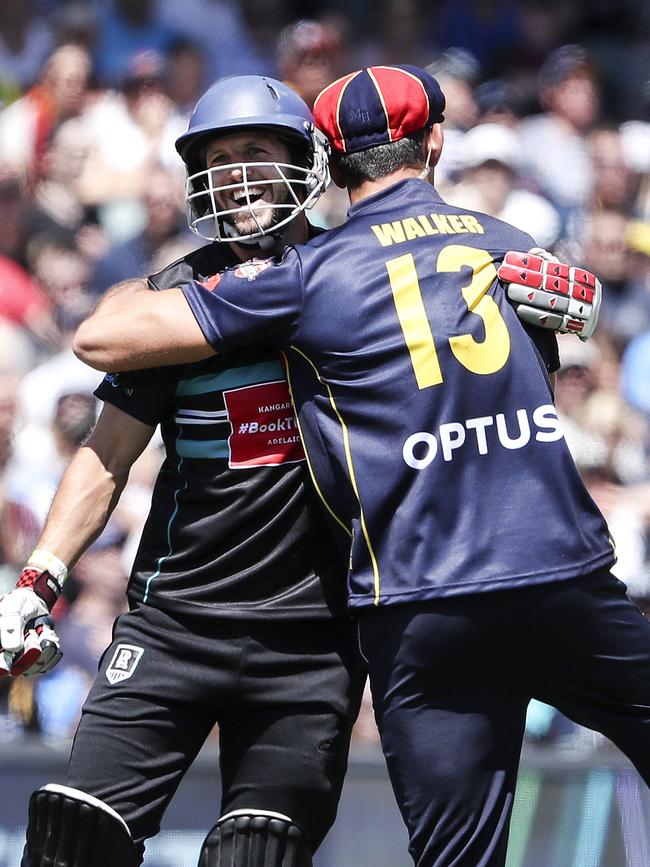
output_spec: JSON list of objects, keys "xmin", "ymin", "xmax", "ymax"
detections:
[
  {"xmin": 221, "ymin": 219, "xmax": 283, "ymax": 252},
  {"xmin": 232, "ymin": 230, "xmax": 285, "ymax": 255},
  {"xmin": 249, "ymin": 233, "xmax": 281, "ymax": 252}
]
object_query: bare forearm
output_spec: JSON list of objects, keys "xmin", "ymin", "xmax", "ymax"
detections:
[
  {"xmin": 74, "ymin": 283, "xmax": 214, "ymax": 372},
  {"xmin": 35, "ymin": 445, "xmax": 129, "ymax": 567},
  {"xmin": 101, "ymin": 277, "xmax": 151, "ymax": 301}
]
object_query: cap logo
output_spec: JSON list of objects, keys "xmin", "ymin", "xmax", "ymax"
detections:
[{"xmin": 348, "ymin": 108, "xmax": 371, "ymax": 123}]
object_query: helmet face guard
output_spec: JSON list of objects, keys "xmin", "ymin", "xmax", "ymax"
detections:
[
  {"xmin": 185, "ymin": 127, "xmax": 330, "ymax": 242},
  {"xmin": 176, "ymin": 76, "xmax": 331, "ymax": 243}
]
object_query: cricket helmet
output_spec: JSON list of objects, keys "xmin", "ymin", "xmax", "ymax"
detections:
[{"xmin": 175, "ymin": 75, "xmax": 330, "ymax": 243}]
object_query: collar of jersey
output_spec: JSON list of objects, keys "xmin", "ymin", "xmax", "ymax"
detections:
[{"xmin": 347, "ymin": 178, "xmax": 445, "ymax": 218}]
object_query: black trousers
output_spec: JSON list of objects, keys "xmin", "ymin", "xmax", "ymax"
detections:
[
  {"xmin": 357, "ymin": 570, "xmax": 650, "ymax": 867},
  {"xmin": 66, "ymin": 604, "xmax": 365, "ymax": 863}
]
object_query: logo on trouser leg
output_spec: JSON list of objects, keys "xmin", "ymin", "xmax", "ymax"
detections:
[{"xmin": 105, "ymin": 644, "xmax": 144, "ymax": 684}]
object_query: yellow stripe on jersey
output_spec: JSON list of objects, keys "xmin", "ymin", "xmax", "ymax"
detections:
[
  {"xmin": 281, "ymin": 350, "xmax": 351, "ymax": 539},
  {"xmin": 286, "ymin": 346, "xmax": 382, "ymax": 604}
]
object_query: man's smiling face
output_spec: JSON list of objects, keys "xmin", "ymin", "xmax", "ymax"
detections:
[{"xmin": 203, "ymin": 131, "xmax": 294, "ymax": 238}]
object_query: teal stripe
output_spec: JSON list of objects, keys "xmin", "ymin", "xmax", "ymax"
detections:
[
  {"xmin": 176, "ymin": 438, "xmax": 229, "ymax": 460},
  {"xmin": 616, "ymin": 769, "xmax": 650, "ymax": 865},
  {"xmin": 505, "ymin": 770, "xmax": 543, "ymax": 867},
  {"xmin": 570, "ymin": 769, "xmax": 614, "ymax": 867},
  {"xmin": 175, "ymin": 361, "xmax": 285, "ymax": 396},
  {"xmin": 143, "ymin": 434, "xmax": 188, "ymax": 603},
  {"xmin": 551, "ymin": 773, "xmax": 586, "ymax": 865}
]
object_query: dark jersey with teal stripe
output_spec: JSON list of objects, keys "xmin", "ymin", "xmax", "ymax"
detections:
[
  {"xmin": 182, "ymin": 179, "xmax": 615, "ymax": 609},
  {"xmin": 95, "ymin": 235, "xmax": 347, "ymax": 621}
]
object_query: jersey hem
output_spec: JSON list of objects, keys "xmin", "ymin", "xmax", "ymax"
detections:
[
  {"xmin": 128, "ymin": 592, "xmax": 350, "ymax": 623},
  {"xmin": 347, "ymin": 550, "xmax": 617, "ymax": 608}
]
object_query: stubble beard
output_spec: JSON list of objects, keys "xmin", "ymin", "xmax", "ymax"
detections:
[
  {"xmin": 230, "ymin": 203, "xmax": 281, "ymax": 237},
  {"xmin": 228, "ymin": 183, "xmax": 296, "ymax": 238}
]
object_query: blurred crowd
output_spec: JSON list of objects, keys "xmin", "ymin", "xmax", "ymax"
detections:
[{"xmin": 0, "ymin": 0, "xmax": 649, "ymax": 752}]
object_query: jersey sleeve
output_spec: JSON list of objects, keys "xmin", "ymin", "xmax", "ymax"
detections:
[
  {"xmin": 94, "ymin": 366, "xmax": 178, "ymax": 427},
  {"xmin": 520, "ymin": 324, "xmax": 560, "ymax": 374},
  {"xmin": 149, "ymin": 256, "xmax": 197, "ymax": 291},
  {"xmin": 181, "ymin": 248, "xmax": 303, "ymax": 353}
]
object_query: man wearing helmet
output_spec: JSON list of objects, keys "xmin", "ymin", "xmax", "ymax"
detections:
[
  {"xmin": 7, "ymin": 76, "xmax": 363, "ymax": 867},
  {"xmin": 178, "ymin": 78, "xmax": 329, "ymax": 247}
]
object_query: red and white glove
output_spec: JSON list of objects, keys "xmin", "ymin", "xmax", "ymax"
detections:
[
  {"xmin": 499, "ymin": 247, "xmax": 602, "ymax": 340},
  {"xmin": 0, "ymin": 550, "xmax": 66, "ymax": 678}
]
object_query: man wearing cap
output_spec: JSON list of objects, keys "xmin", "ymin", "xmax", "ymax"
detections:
[{"xmin": 73, "ymin": 64, "xmax": 650, "ymax": 867}]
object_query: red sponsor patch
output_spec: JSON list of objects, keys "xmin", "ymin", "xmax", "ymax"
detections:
[
  {"xmin": 567, "ymin": 319, "xmax": 584, "ymax": 332},
  {"xmin": 224, "ymin": 380, "xmax": 305, "ymax": 467},
  {"xmin": 199, "ymin": 274, "xmax": 221, "ymax": 292},
  {"xmin": 233, "ymin": 258, "xmax": 273, "ymax": 281}
]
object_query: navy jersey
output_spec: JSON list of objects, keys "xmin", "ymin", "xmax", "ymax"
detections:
[
  {"xmin": 182, "ymin": 179, "xmax": 615, "ymax": 608},
  {"xmin": 95, "ymin": 235, "xmax": 348, "ymax": 622}
]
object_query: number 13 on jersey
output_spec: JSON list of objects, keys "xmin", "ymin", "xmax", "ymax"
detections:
[{"xmin": 386, "ymin": 244, "xmax": 511, "ymax": 389}]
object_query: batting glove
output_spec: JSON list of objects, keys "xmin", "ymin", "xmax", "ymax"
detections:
[
  {"xmin": 0, "ymin": 550, "xmax": 67, "ymax": 678},
  {"xmin": 499, "ymin": 247, "xmax": 602, "ymax": 340}
]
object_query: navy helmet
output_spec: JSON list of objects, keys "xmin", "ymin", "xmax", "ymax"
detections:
[{"xmin": 175, "ymin": 75, "xmax": 330, "ymax": 243}]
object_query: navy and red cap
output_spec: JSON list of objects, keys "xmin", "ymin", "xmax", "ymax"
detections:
[{"xmin": 313, "ymin": 64, "xmax": 445, "ymax": 154}]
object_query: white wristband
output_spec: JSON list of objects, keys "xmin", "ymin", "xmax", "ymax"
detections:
[{"xmin": 26, "ymin": 549, "xmax": 69, "ymax": 587}]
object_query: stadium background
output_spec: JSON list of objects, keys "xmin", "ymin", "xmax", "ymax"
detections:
[{"xmin": 0, "ymin": 1, "xmax": 649, "ymax": 865}]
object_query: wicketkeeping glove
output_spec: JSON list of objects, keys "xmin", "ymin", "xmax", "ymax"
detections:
[
  {"xmin": 0, "ymin": 550, "xmax": 67, "ymax": 678},
  {"xmin": 499, "ymin": 247, "xmax": 602, "ymax": 340}
]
